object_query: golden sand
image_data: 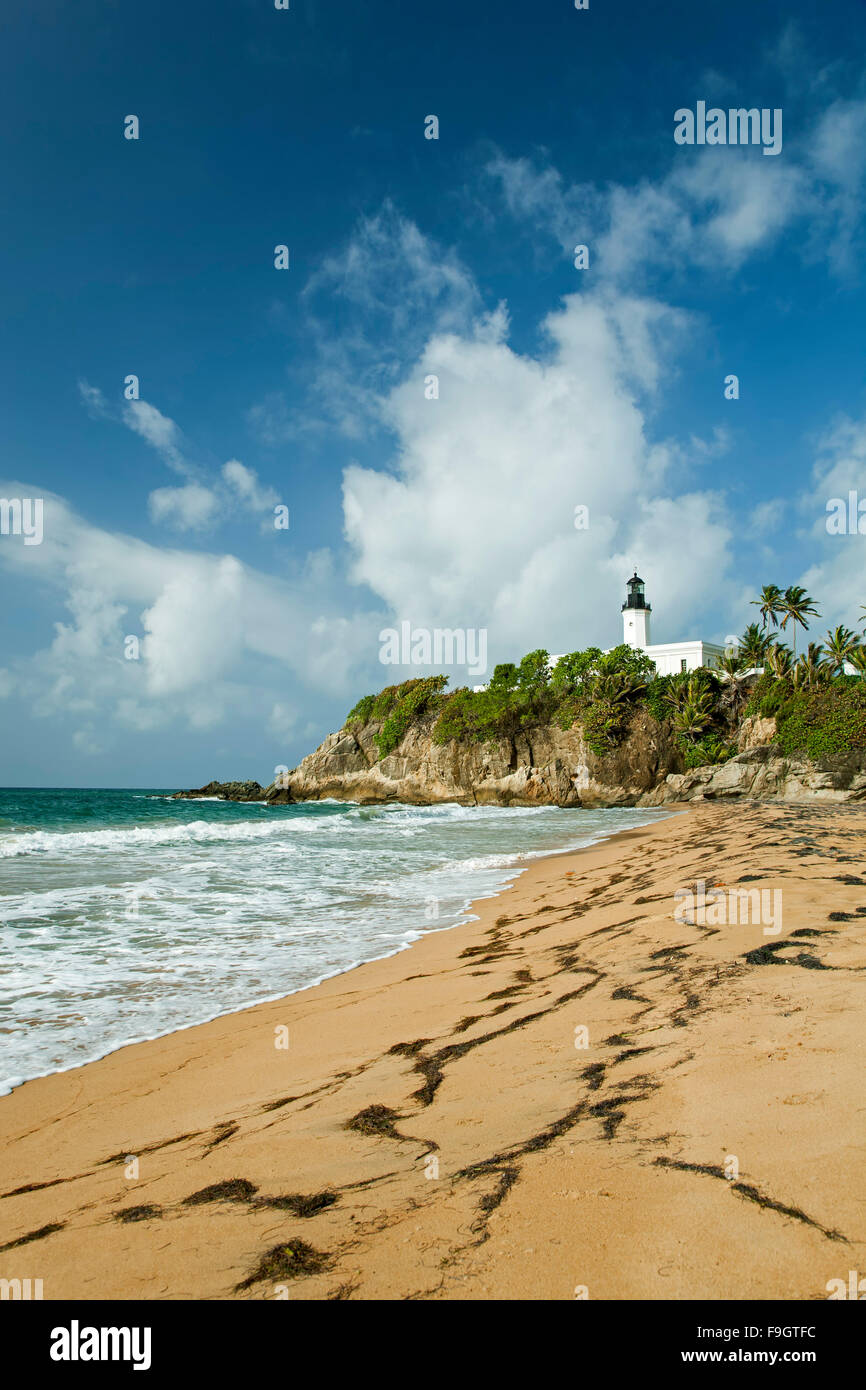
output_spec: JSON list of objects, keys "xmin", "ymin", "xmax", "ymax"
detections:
[{"xmin": 1, "ymin": 801, "xmax": 864, "ymax": 1300}]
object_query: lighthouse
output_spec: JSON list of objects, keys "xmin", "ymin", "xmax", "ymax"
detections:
[
  {"xmin": 544, "ymin": 570, "xmax": 728, "ymax": 684},
  {"xmin": 622, "ymin": 571, "xmax": 652, "ymax": 649}
]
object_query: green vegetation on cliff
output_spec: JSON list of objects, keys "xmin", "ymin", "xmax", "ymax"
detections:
[
  {"xmin": 746, "ymin": 673, "xmax": 866, "ymax": 757},
  {"xmin": 346, "ymin": 675, "xmax": 449, "ymax": 758},
  {"xmin": 345, "ymin": 645, "xmax": 734, "ymax": 761},
  {"xmin": 343, "ymin": 583, "xmax": 866, "ymax": 767}
]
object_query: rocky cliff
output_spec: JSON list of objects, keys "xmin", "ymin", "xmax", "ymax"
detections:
[
  {"xmin": 263, "ymin": 705, "xmax": 681, "ymax": 808},
  {"xmin": 257, "ymin": 709, "xmax": 866, "ymax": 807},
  {"xmin": 174, "ymin": 712, "xmax": 866, "ymax": 809}
]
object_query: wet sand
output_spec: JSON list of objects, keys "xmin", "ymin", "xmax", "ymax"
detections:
[{"xmin": 1, "ymin": 800, "xmax": 865, "ymax": 1300}]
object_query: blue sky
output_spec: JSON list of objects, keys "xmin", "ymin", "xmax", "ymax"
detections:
[{"xmin": 1, "ymin": 0, "xmax": 866, "ymax": 786}]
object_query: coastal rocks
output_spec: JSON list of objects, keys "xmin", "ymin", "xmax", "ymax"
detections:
[
  {"xmin": 255, "ymin": 705, "xmax": 866, "ymax": 810},
  {"xmin": 737, "ymin": 714, "xmax": 778, "ymax": 752},
  {"xmin": 646, "ymin": 745, "xmax": 866, "ymax": 806},
  {"xmin": 183, "ymin": 716, "xmax": 866, "ymax": 812},
  {"xmin": 263, "ymin": 708, "xmax": 684, "ymax": 809},
  {"xmin": 172, "ymin": 780, "xmax": 267, "ymax": 802}
]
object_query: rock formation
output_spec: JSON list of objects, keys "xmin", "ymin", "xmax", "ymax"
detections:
[
  {"xmin": 174, "ymin": 707, "xmax": 866, "ymax": 809},
  {"xmin": 172, "ymin": 780, "xmax": 265, "ymax": 802}
]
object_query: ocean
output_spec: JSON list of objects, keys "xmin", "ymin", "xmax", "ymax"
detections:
[{"xmin": 0, "ymin": 788, "xmax": 671, "ymax": 1095}]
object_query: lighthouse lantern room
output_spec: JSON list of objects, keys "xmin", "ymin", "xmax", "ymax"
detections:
[{"xmin": 622, "ymin": 571, "xmax": 652, "ymax": 649}]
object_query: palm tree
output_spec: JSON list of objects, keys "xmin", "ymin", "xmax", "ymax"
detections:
[
  {"xmin": 751, "ymin": 584, "xmax": 784, "ymax": 631},
  {"xmin": 765, "ymin": 642, "xmax": 793, "ymax": 680},
  {"xmin": 717, "ymin": 651, "xmax": 742, "ymax": 677},
  {"xmin": 738, "ymin": 623, "xmax": 772, "ymax": 669},
  {"xmin": 664, "ymin": 671, "xmax": 714, "ymax": 712},
  {"xmin": 824, "ymin": 626, "xmax": 860, "ymax": 675},
  {"xmin": 719, "ymin": 659, "xmax": 751, "ymax": 717},
  {"xmin": 849, "ymin": 646, "xmax": 866, "ymax": 681},
  {"xmin": 779, "ymin": 586, "xmax": 820, "ymax": 656},
  {"xmin": 795, "ymin": 643, "xmax": 829, "ymax": 691},
  {"xmin": 673, "ymin": 697, "xmax": 715, "ymax": 742},
  {"xmin": 592, "ymin": 671, "xmax": 647, "ymax": 705}
]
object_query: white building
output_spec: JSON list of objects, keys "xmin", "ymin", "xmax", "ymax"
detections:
[
  {"xmin": 545, "ymin": 571, "xmax": 726, "ymax": 679},
  {"xmin": 618, "ymin": 571, "xmax": 726, "ymax": 675},
  {"xmin": 473, "ymin": 572, "xmax": 729, "ymax": 689}
]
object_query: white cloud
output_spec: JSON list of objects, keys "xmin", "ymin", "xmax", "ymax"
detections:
[
  {"xmin": 76, "ymin": 387, "xmax": 281, "ymax": 535},
  {"xmin": 146, "ymin": 464, "xmax": 279, "ymax": 531},
  {"xmin": 0, "ymin": 482, "xmax": 381, "ymax": 738},
  {"xmin": 141, "ymin": 557, "xmax": 245, "ymax": 696},
  {"xmin": 250, "ymin": 200, "xmax": 483, "ymax": 442},
  {"xmin": 748, "ymin": 498, "xmax": 788, "ymax": 536},
  {"xmin": 484, "ymin": 85, "xmax": 866, "ymax": 281},
  {"xmin": 77, "ymin": 380, "xmax": 108, "ymax": 418},
  {"xmin": 148, "ymin": 484, "xmax": 221, "ymax": 531},
  {"xmin": 222, "ymin": 459, "xmax": 279, "ymax": 511},
  {"xmin": 793, "ymin": 415, "xmax": 866, "ymax": 634},
  {"xmin": 343, "ymin": 285, "xmax": 738, "ymax": 656},
  {"xmin": 123, "ymin": 400, "xmax": 189, "ymax": 474}
]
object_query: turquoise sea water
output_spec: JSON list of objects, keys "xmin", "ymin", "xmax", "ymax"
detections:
[{"xmin": 0, "ymin": 788, "xmax": 671, "ymax": 1094}]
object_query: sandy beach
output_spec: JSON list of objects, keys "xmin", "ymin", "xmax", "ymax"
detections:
[{"xmin": 1, "ymin": 800, "xmax": 865, "ymax": 1301}]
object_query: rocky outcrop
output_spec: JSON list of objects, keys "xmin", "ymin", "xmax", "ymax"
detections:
[
  {"xmin": 178, "ymin": 714, "xmax": 866, "ymax": 811},
  {"xmin": 737, "ymin": 714, "xmax": 778, "ymax": 752},
  {"xmin": 647, "ymin": 744, "xmax": 866, "ymax": 805},
  {"xmin": 172, "ymin": 780, "xmax": 266, "ymax": 802},
  {"xmin": 264, "ymin": 707, "xmax": 685, "ymax": 808}
]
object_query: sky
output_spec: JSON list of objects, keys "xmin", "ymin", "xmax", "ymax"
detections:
[{"xmin": 1, "ymin": 0, "xmax": 866, "ymax": 787}]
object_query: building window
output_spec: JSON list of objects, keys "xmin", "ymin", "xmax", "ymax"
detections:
[{"xmin": 680, "ymin": 658, "xmax": 687, "ymax": 672}]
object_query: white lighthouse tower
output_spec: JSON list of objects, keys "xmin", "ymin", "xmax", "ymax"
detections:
[
  {"xmin": 546, "ymin": 570, "xmax": 728, "ymax": 682},
  {"xmin": 622, "ymin": 570, "xmax": 652, "ymax": 649}
]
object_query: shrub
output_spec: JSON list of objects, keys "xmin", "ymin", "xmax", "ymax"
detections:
[
  {"xmin": 744, "ymin": 672, "xmax": 787, "ymax": 719},
  {"xmin": 432, "ymin": 650, "xmax": 557, "ymax": 746},
  {"xmin": 373, "ymin": 676, "xmax": 449, "ymax": 759},
  {"xmin": 644, "ymin": 674, "xmax": 674, "ymax": 725},
  {"xmin": 580, "ymin": 699, "xmax": 629, "ymax": 756},
  {"xmin": 345, "ymin": 693, "xmax": 376, "ymax": 726},
  {"xmin": 549, "ymin": 647, "xmax": 603, "ymax": 696},
  {"xmin": 773, "ymin": 682, "xmax": 866, "ymax": 758},
  {"xmin": 344, "ymin": 651, "xmax": 866, "ymax": 771},
  {"xmin": 682, "ymin": 734, "xmax": 736, "ymax": 769}
]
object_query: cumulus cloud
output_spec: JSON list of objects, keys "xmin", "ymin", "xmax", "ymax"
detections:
[
  {"xmin": 343, "ymin": 286, "xmax": 737, "ymax": 656},
  {"xmin": 74, "ymin": 386, "xmax": 280, "ymax": 534},
  {"xmin": 793, "ymin": 415, "xmax": 866, "ymax": 633},
  {"xmin": 0, "ymin": 483, "xmax": 381, "ymax": 738},
  {"xmin": 144, "ymin": 462, "xmax": 279, "ymax": 532}
]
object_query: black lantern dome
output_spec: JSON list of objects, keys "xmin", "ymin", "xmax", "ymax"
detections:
[{"xmin": 622, "ymin": 570, "xmax": 651, "ymax": 612}]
